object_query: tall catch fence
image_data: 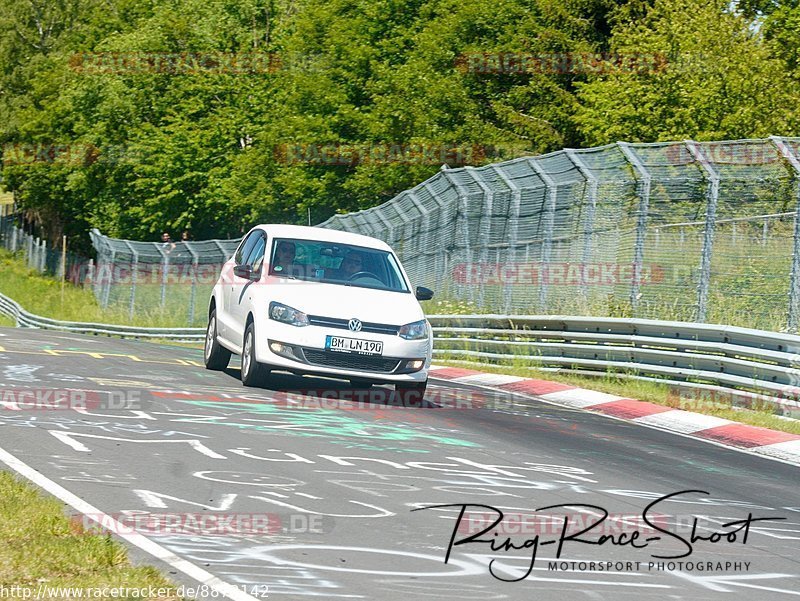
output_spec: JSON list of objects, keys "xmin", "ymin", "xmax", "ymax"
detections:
[
  {"xmin": 14, "ymin": 137, "xmax": 798, "ymax": 331},
  {"xmin": 321, "ymin": 136, "xmax": 800, "ymax": 332},
  {"xmin": 0, "ymin": 214, "xmax": 90, "ymax": 285},
  {"xmin": 0, "ymin": 216, "xmax": 239, "ymax": 326},
  {"xmin": 89, "ymin": 229, "xmax": 240, "ymax": 326}
]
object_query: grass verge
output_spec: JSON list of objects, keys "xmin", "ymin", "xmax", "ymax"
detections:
[
  {"xmin": 0, "ymin": 472, "xmax": 180, "ymax": 598},
  {"xmin": 0, "ymin": 249, "xmax": 196, "ymax": 328},
  {"xmin": 438, "ymin": 360, "xmax": 800, "ymax": 435}
]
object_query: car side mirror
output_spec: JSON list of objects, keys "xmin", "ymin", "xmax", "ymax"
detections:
[
  {"xmin": 415, "ymin": 286, "xmax": 434, "ymax": 301},
  {"xmin": 234, "ymin": 264, "xmax": 254, "ymax": 279}
]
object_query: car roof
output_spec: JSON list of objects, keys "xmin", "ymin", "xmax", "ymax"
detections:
[{"xmin": 252, "ymin": 224, "xmax": 393, "ymax": 252}]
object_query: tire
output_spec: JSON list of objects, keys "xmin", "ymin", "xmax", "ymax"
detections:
[
  {"xmin": 395, "ymin": 380, "xmax": 428, "ymax": 407},
  {"xmin": 204, "ymin": 309, "xmax": 231, "ymax": 371},
  {"xmin": 241, "ymin": 321, "xmax": 268, "ymax": 387}
]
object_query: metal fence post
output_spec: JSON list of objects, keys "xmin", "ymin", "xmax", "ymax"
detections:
[
  {"xmin": 161, "ymin": 251, "xmax": 169, "ymax": 309},
  {"xmin": 85, "ymin": 258, "xmax": 94, "ymax": 289},
  {"xmin": 406, "ymin": 189, "xmax": 432, "ymax": 289},
  {"xmin": 565, "ymin": 149, "xmax": 598, "ymax": 301},
  {"xmin": 770, "ymin": 136, "xmax": 800, "ymax": 331},
  {"xmin": 100, "ymin": 249, "xmax": 115, "ymax": 308},
  {"xmin": 185, "ymin": 243, "xmax": 200, "ymax": 326},
  {"xmin": 527, "ymin": 158, "xmax": 557, "ymax": 313},
  {"xmin": 441, "ymin": 170, "xmax": 477, "ymax": 306},
  {"xmin": 123, "ymin": 241, "xmax": 138, "ymax": 320},
  {"xmin": 490, "ymin": 165, "xmax": 521, "ymax": 314},
  {"xmin": 92, "ymin": 254, "xmax": 102, "ymax": 298},
  {"xmin": 40, "ymin": 238, "xmax": 47, "ymax": 272},
  {"xmin": 423, "ymin": 181, "xmax": 449, "ymax": 293},
  {"xmin": 465, "ymin": 168, "xmax": 494, "ymax": 309},
  {"xmin": 618, "ymin": 142, "xmax": 652, "ymax": 313},
  {"xmin": 686, "ymin": 140, "xmax": 720, "ymax": 323}
]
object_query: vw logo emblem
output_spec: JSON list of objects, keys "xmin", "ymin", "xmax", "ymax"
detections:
[{"xmin": 348, "ymin": 318, "xmax": 363, "ymax": 332}]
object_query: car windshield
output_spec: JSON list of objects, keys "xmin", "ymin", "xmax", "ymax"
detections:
[{"xmin": 268, "ymin": 238, "xmax": 410, "ymax": 293}]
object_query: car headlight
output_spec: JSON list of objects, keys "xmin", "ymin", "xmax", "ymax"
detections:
[
  {"xmin": 269, "ymin": 302, "xmax": 309, "ymax": 327},
  {"xmin": 398, "ymin": 319, "xmax": 428, "ymax": 340}
]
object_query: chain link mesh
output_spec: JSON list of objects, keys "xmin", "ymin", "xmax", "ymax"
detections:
[{"xmin": 321, "ymin": 137, "xmax": 800, "ymax": 332}]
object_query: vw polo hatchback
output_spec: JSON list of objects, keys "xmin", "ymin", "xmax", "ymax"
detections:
[{"xmin": 204, "ymin": 224, "xmax": 434, "ymax": 400}]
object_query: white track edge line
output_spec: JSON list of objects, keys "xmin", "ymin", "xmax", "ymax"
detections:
[{"xmin": 0, "ymin": 445, "xmax": 262, "ymax": 601}]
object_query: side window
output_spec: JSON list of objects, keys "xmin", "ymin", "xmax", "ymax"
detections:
[
  {"xmin": 245, "ymin": 234, "xmax": 267, "ymax": 273},
  {"xmin": 235, "ymin": 230, "xmax": 261, "ymax": 265}
]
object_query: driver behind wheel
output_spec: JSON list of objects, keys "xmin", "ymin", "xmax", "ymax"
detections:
[{"xmin": 339, "ymin": 250, "xmax": 365, "ymax": 277}]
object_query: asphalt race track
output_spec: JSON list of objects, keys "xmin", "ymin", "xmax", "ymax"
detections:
[{"xmin": 0, "ymin": 327, "xmax": 798, "ymax": 600}]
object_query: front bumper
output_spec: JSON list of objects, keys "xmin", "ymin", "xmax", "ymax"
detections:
[{"xmin": 254, "ymin": 320, "xmax": 431, "ymax": 383}]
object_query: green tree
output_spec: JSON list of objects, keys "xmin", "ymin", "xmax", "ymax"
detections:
[{"xmin": 574, "ymin": 0, "xmax": 800, "ymax": 144}]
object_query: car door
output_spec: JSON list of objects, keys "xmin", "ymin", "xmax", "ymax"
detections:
[
  {"xmin": 221, "ymin": 230, "xmax": 262, "ymax": 345},
  {"xmin": 229, "ymin": 229, "xmax": 267, "ymax": 345}
]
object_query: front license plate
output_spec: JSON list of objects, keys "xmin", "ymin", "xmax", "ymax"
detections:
[{"xmin": 325, "ymin": 335, "xmax": 383, "ymax": 356}]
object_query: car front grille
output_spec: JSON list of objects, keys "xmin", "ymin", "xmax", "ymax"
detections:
[
  {"xmin": 301, "ymin": 349, "xmax": 401, "ymax": 373},
  {"xmin": 307, "ymin": 315, "xmax": 400, "ymax": 335}
]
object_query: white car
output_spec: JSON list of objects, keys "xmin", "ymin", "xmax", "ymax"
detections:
[{"xmin": 204, "ymin": 224, "xmax": 434, "ymax": 401}]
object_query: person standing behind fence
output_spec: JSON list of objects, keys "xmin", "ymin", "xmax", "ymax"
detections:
[{"xmin": 161, "ymin": 231, "xmax": 176, "ymax": 253}]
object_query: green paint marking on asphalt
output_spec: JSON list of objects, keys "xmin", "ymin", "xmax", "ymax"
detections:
[{"xmin": 179, "ymin": 400, "xmax": 479, "ymax": 448}]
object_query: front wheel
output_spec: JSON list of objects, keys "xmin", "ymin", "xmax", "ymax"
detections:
[
  {"xmin": 241, "ymin": 321, "xmax": 268, "ymax": 387},
  {"xmin": 395, "ymin": 380, "xmax": 427, "ymax": 407},
  {"xmin": 204, "ymin": 309, "xmax": 231, "ymax": 370}
]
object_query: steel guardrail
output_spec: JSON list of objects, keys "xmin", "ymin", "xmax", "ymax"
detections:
[
  {"xmin": 0, "ymin": 292, "xmax": 205, "ymax": 341},
  {"xmin": 429, "ymin": 315, "xmax": 800, "ymax": 418},
  {"xmin": 1, "ymin": 294, "xmax": 798, "ymax": 417}
]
